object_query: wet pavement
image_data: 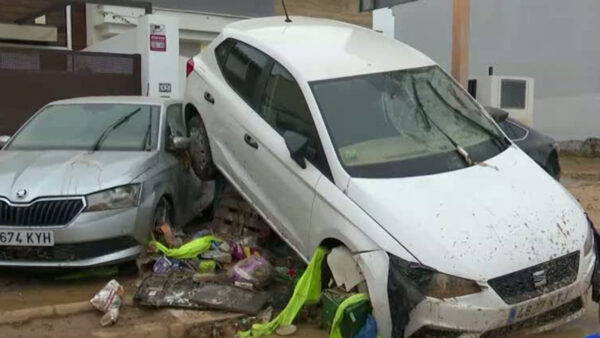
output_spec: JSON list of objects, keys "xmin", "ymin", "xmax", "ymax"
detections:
[{"xmin": 0, "ymin": 156, "xmax": 599, "ymax": 337}]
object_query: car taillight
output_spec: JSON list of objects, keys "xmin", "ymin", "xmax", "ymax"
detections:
[{"xmin": 186, "ymin": 58, "xmax": 194, "ymax": 77}]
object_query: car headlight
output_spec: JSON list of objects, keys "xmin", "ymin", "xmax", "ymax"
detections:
[
  {"xmin": 422, "ymin": 272, "xmax": 482, "ymax": 298},
  {"xmin": 389, "ymin": 254, "xmax": 481, "ymax": 299},
  {"xmin": 85, "ymin": 184, "xmax": 141, "ymax": 212},
  {"xmin": 584, "ymin": 216, "xmax": 595, "ymax": 256}
]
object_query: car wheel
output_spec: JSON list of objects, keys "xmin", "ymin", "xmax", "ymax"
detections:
[{"xmin": 188, "ymin": 115, "xmax": 218, "ymax": 180}]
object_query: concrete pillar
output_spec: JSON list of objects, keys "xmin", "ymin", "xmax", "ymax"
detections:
[{"xmin": 451, "ymin": 0, "xmax": 470, "ymax": 88}]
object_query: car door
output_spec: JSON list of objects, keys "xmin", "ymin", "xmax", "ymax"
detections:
[
  {"xmin": 240, "ymin": 61, "xmax": 329, "ymax": 255},
  {"xmin": 164, "ymin": 103, "xmax": 194, "ymax": 224},
  {"xmin": 204, "ymin": 39, "xmax": 270, "ymax": 195}
]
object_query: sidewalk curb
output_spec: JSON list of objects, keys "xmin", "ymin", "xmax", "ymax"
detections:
[
  {"xmin": 0, "ymin": 296, "xmax": 134, "ymax": 325},
  {"xmin": 90, "ymin": 313, "xmax": 245, "ymax": 338}
]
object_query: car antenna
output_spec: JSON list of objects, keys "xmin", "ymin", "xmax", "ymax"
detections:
[{"xmin": 281, "ymin": 0, "xmax": 292, "ymax": 23}]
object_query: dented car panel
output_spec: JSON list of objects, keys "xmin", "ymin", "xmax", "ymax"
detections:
[
  {"xmin": 184, "ymin": 17, "xmax": 594, "ymax": 337},
  {"xmin": 347, "ymin": 146, "xmax": 587, "ymax": 280}
]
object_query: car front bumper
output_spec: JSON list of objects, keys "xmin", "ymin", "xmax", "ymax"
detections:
[
  {"xmin": 0, "ymin": 204, "xmax": 153, "ymax": 267},
  {"xmin": 405, "ymin": 251, "xmax": 595, "ymax": 337}
]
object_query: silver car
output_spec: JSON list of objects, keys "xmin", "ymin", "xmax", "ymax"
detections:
[{"xmin": 0, "ymin": 96, "xmax": 213, "ymax": 267}]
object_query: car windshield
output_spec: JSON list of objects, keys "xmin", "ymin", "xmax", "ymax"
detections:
[
  {"xmin": 7, "ymin": 104, "xmax": 160, "ymax": 151},
  {"xmin": 310, "ymin": 66, "xmax": 509, "ymax": 178}
]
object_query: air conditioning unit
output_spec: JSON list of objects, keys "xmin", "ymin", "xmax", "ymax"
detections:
[{"xmin": 468, "ymin": 76, "xmax": 535, "ymax": 126}]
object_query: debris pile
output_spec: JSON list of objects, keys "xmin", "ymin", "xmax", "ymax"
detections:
[
  {"xmin": 95, "ymin": 180, "xmax": 378, "ymax": 337},
  {"xmin": 132, "ymin": 181, "xmax": 302, "ymax": 319}
]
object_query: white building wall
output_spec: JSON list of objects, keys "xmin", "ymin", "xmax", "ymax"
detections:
[
  {"xmin": 391, "ymin": 0, "xmax": 600, "ymax": 141},
  {"xmin": 84, "ymin": 5, "xmax": 246, "ymax": 99}
]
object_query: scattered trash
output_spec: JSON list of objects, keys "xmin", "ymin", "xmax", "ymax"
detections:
[
  {"xmin": 201, "ymin": 250, "xmax": 233, "ymax": 263},
  {"xmin": 192, "ymin": 272, "xmax": 221, "ymax": 283},
  {"xmin": 354, "ymin": 314, "xmax": 378, "ymax": 338},
  {"xmin": 192, "ymin": 229, "xmax": 212, "ymax": 239},
  {"xmin": 198, "ymin": 260, "xmax": 218, "ymax": 273},
  {"xmin": 327, "ymin": 246, "xmax": 364, "ymax": 292},
  {"xmin": 229, "ymin": 256, "xmax": 274, "ymax": 288},
  {"xmin": 275, "ymin": 324, "xmax": 297, "ymax": 336},
  {"xmin": 274, "ymin": 267, "xmax": 304, "ymax": 285},
  {"xmin": 135, "ymin": 271, "xmax": 205, "ymax": 309},
  {"xmin": 237, "ymin": 246, "xmax": 328, "ymax": 337},
  {"xmin": 327, "ymin": 293, "xmax": 370, "ymax": 338},
  {"xmin": 234, "ymin": 280, "xmax": 255, "ymax": 291},
  {"xmin": 90, "ymin": 279, "xmax": 124, "ymax": 327},
  {"xmin": 153, "ymin": 256, "xmax": 175, "ymax": 274},
  {"xmin": 189, "ymin": 283, "xmax": 270, "ymax": 314},
  {"xmin": 150, "ymin": 235, "xmax": 221, "ymax": 259},
  {"xmin": 156, "ymin": 223, "xmax": 177, "ymax": 248},
  {"xmin": 257, "ymin": 306, "xmax": 274, "ymax": 323}
]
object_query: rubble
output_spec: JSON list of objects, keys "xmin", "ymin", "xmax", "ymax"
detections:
[
  {"xmin": 90, "ymin": 279, "xmax": 124, "ymax": 327},
  {"xmin": 130, "ymin": 180, "xmax": 376, "ymax": 337}
]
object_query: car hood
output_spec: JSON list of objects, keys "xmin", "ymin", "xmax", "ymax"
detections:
[
  {"xmin": 0, "ymin": 151, "xmax": 158, "ymax": 201},
  {"xmin": 347, "ymin": 146, "xmax": 587, "ymax": 280}
]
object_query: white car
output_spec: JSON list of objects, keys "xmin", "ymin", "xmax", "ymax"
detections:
[{"xmin": 184, "ymin": 17, "xmax": 597, "ymax": 337}]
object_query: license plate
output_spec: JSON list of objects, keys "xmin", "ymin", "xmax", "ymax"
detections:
[
  {"xmin": 507, "ymin": 289, "xmax": 572, "ymax": 324},
  {"xmin": 0, "ymin": 230, "xmax": 54, "ymax": 246}
]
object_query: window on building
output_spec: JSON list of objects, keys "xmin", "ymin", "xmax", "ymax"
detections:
[{"xmin": 500, "ymin": 79, "xmax": 527, "ymax": 109}]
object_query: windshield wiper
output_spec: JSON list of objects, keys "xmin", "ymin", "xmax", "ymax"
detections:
[
  {"xmin": 92, "ymin": 108, "xmax": 142, "ymax": 151},
  {"xmin": 426, "ymin": 81, "xmax": 508, "ymax": 150},
  {"xmin": 411, "ymin": 77, "xmax": 474, "ymax": 166}
]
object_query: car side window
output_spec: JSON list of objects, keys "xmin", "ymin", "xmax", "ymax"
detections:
[
  {"xmin": 260, "ymin": 63, "xmax": 332, "ymax": 179},
  {"xmin": 220, "ymin": 41, "xmax": 269, "ymax": 107},
  {"xmin": 215, "ymin": 39, "xmax": 234, "ymax": 69},
  {"xmin": 165, "ymin": 104, "xmax": 185, "ymax": 148}
]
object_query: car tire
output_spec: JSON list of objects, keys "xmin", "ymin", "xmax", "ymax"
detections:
[{"xmin": 188, "ymin": 115, "xmax": 218, "ymax": 180}]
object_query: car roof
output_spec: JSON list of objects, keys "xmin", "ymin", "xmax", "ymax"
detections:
[
  {"xmin": 49, "ymin": 96, "xmax": 181, "ymax": 106},
  {"xmin": 223, "ymin": 16, "xmax": 436, "ymax": 82}
]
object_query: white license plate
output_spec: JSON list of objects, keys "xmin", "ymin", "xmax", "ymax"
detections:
[
  {"xmin": 507, "ymin": 289, "xmax": 572, "ymax": 324},
  {"xmin": 0, "ymin": 230, "xmax": 54, "ymax": 246}
]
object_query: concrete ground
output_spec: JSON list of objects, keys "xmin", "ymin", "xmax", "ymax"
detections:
[{"xmin": 0, "ymin": 156, "xmax": 599, "ymax": 337}]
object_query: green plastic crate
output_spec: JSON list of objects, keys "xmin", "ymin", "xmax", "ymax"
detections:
[{"xmin": 321, "ymin": 289, "xmax": 372, "ymax": 338}]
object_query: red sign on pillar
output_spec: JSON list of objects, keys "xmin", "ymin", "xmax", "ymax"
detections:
[{"xmin": 150, "ymin": 34, "xmax": 166, "ymax": 52}]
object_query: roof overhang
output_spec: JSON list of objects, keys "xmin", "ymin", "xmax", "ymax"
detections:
[
  {"xmin": 359, "ymin": 0, "xmax": 419, "ymax": 12},
  {"xmin": 0, "ymin": 22, "xmax": 57, "ymax": 42}
]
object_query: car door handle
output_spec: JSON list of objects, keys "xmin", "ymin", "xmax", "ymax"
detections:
[
  {"xmin": 204, "ymin": 91, "xmax": 215, "ymax": 104},
  {"xmin": 244, "ymin": 134, "xmax": 258, "ymax": 149}
]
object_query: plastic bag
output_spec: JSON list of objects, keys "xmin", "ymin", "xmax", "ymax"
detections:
[
  {"xmin": 228, "ymin": 255, "xmax": 274, "ymax": 288},
  {"xmin": 90, "ymin": 279, "xmax": 124, "ymax": 326}
]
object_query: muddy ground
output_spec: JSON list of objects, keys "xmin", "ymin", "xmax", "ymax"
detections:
[{"xmin": 0, "ymin": 156, "xmax": 599, "ymax": 337}]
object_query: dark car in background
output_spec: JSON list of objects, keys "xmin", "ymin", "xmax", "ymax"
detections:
[{"xmin": 487, "ymin": 107, "xmax": 560, "ymax": 180}]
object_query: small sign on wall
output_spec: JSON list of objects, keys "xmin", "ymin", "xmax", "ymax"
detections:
[
  {"xmin": 149, "ymin": 24, "xmax": 166, "ymax": 52},
  {"xmin": 159, "ymin": 83, "xmax": 172, "ymax": 93}
]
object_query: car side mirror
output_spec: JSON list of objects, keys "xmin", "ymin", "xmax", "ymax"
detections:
[
  {"xmin": 0, "ymin": 135, "xmax": 10, "ymax": 148},
  {"xmin": 485, "ymin": 107, "xmax": 509, "ymax": 123},
  {"xmin": 283, "ymin": 131, "xmax": 309, "ymax": 169},
  {"xmin": 169, "ymin": 136, "xmax": 191, "ymax": 151}
]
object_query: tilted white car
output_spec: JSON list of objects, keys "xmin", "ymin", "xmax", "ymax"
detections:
[{"xmin": 184, "ymin": 17, "xmax": 598, "ymax": 337}]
